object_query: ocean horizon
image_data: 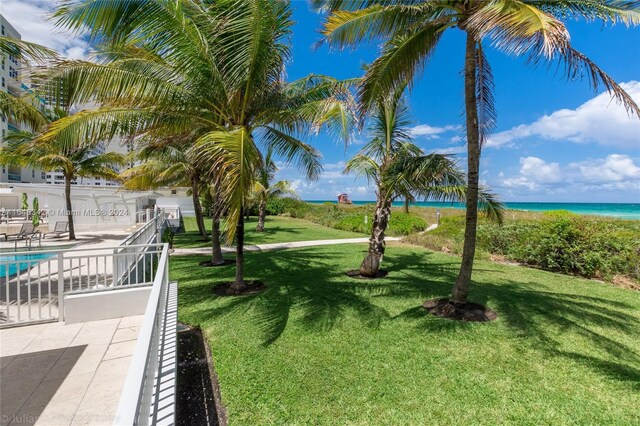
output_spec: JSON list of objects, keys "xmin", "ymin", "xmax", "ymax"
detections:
[{"xmin": 305, "ymin": 200, "xmax": 640, "ymax": 220}]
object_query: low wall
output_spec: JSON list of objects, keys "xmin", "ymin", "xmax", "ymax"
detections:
[{"xmin": 64, "ymin": 286, "xmax": 152, "ymax": 324}]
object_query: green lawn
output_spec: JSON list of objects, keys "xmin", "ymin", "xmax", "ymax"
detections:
[
  {"xmin": 174, "ymin": 215, "xmax": 365, "ymax": 248},
  {"xmin": 171, "ymin": 242, "xmax": 640, "ymax": 424}
]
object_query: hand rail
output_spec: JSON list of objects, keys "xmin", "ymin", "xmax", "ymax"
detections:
[{"xmin": 114, "ymin": 243, "xmax": 172, "ymax": 425}]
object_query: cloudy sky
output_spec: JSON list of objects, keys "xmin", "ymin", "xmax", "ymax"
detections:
[{"xmin": 2, "ymin": 1, "xmax": 639, "ymax": 203}]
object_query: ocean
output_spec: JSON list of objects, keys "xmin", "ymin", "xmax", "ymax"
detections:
[{"xmin": 305, "ymin": 201, "xmax": 640, "ymax": 220}]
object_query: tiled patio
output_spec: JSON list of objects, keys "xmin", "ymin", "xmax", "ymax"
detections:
[{"xmin": 0, "ymin": 316, "xmax": 143, "ymax": 426}]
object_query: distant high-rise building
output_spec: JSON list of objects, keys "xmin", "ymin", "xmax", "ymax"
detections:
[
  {"xmin": 1, "ymin": 14, "xmax": 126, "ymax": 187},
  {"xmin": 0, "ymin": 14, "xmax": 47, "ymax": 184}
]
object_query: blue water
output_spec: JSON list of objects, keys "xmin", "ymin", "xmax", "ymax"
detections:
[
  {"xmin": 0, "ymin": 253, "xmax": 57, "ymax": 277},
  {"xmin": 305, "ymin": 201, "xmax": 640, "ymax": 220}
]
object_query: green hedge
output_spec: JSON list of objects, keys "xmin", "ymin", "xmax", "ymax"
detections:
[
  {"xmin": 406, "ymin": 212, "xmax": 639, "ymax": 282},
  {"xmin": 266, "ymin": 198, "xmax": 427, "ymax": 236},
  {"xmin": 477, "ymin": 217, "xmax": 639, "ymax": 280}
]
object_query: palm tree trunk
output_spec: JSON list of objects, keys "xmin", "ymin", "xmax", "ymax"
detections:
[
  {"xmin": 256, "ymin": 200, "xmax": 266, "ymax": 232},
  {"xmin": 211, "ymin": 213, "xmax": 225, "ymax": 265},
  {"xmin": 64, "ymin": 174, "xmax": 76, "ymax": 241},
  {"xmin": 359, "ymin": 192, "xmax": 391, "ymax": 277},
  {"xmin": 451, "ymin": 32, "xmax": 480, "ymax": 305},
  {"xmin": 191, "ymin": 177, "xmax": 207, "ymax": 239},
  {"xmin": 230, "ymin": 214, "xmax": 246, "ymax": 292},
  {"xmin": 404, "ymin": 197, "xmax": 410, "ymax": 214}
]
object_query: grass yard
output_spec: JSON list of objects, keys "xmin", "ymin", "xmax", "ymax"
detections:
[
  {"xmin": 171, "ymin": 241, "xmax": 640, "ymax": 424},
  {"xmin": 174, "ymin": 216, "xmax": 365, "ymax": 248}
]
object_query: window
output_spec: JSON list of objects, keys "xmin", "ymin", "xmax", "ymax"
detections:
[
  {"xmin": 2, "ymin": 167, "xmax": 5, "ymax": 173},
  {"xmin": 41, "ymin": 172, "xmax": 46, "ymax": 179},
  {"xmin": 32, "ymin": 170, "xmax": 35, "ymax": 178},
  {"xmin": 1, "ymin": 25, "xmax": 4, "ymax": 36},
  {"xmin": 1, "ymin": 77, "xmax": 4, "ymax": 87}
]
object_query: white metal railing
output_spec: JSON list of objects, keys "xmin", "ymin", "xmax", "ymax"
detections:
[
  {"xmin": 0, "ymin": 243, "xmax": 165, "ymax": 327},
  {"xmin": 115, "ymin": 243, "xmax": 176, "ymax": 425},
  {"xmin": 113, "ymin": 210, "xmax": 167, "ymax": 287}
]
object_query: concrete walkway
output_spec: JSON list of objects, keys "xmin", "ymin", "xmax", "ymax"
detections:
[
  {"xmin": 172, "ymin": 236, "xmax": 402, "ymax": 256},
  {"xmin": 0, "ymin": 316, "xmax": 143, "ymax": 426}
]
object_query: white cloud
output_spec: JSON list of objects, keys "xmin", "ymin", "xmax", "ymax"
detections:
[
  {"xmin": 428, "ymin": 146, "xmax": 466, "ymax": 155},
  {"xmin": 499, "ymin": 154, "xmax": 640, "ymax": 196},
  {"xmin": 519, "ymin": 157, "xmax": 562, "ymax": 183},
  {"xmin": 409, "ymin": 124, "xmax": 458, "ymax": 139},
  {"xmin": 322, "ymin": 161, "xmax": 346, "ymax": 170},
  {"xmin": 1, "ymin": 0, "xmax": 91, "ymax": 59},
  {"xmin": 487, "ymin": 81, "xmax": 640, "ymax": 148}
]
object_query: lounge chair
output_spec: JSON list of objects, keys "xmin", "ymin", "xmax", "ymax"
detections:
[
  {"xmin": 0, "ymin": 223, "xmax": 41, "ymax": 242},
  {"xmin": 44, "ymin": 221, "xmax": 69, "ymax": 239}
]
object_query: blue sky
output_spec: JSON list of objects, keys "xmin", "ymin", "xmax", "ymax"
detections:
[{"xmin": 3, "ymin": 0, "xmax": 639, "ymax": 203}]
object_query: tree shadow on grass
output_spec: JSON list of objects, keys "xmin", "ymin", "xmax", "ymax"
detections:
[{"xmin": 173, "ymin": 246, "xmax": 640, "ymax": 387}]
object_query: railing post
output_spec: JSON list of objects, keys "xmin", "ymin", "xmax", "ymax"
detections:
[{"xmin": 57, "ymin": 252, "xmax": 64, "ymax": 322}]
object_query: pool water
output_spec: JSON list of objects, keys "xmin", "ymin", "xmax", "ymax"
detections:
[{"xmin": 0, "ymin": 253, "xmax": 57, "ymax": 277}]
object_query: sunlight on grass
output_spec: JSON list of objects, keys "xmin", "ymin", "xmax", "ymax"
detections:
[
  {"xmin": 174, "ymin": 216, "xmax": 366, "ymax": 248},
  {"xmin": 172, "ymin": 243, "xmax": 640, "ymax": 424}
]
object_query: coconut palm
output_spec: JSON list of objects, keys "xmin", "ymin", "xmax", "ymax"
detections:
[
  {"xmin": 253, "ymin": 148, "xmax": 299, "ymax": 232},
  {"xmin": 120, "ymin": 143, "xmax": 209, "ymax": 240},
  {"xmin": 0, "ymin": 117, "xmax": 124, "ymax": 240},
  {"xmin": 344, "ymin": 86, "xmax": 503, "ymax": 277},
  {"xmin": 318, "ymin": 0, "xmax": 640, "ymax": 315},
  {"xmin": 49, "ymin": 0, "xmax": 356, "ymax": 292}
]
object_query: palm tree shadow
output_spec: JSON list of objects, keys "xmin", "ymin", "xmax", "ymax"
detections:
[{"xmin": 176, "ymin": 247, "xmax": 640, "ymax": 387}]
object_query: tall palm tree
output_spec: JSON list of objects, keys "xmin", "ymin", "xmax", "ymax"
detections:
[
  {"xmin": 120, "ymin": 143, "xmax": 209, "ymax": 240},
  {"xmin": 345, "ymin": 86, "xmax": 503, "ymax": 278},
  {"xmin": 0, "ymin": 117, "xmax": 124, "ymax": 240},
  {"xmin": 49, "ymin": 0, "xmax": 356, "ymax": 293},
  {"xmin": 253, "ymin": 147, "xmax": 299, "ymax": 232},
  {"xmin": 318, "ymin": 0, "xmax": 640, "ymax": 315}
]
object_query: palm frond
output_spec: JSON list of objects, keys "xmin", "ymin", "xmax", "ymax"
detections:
[
  {"xmin": 359, "ymin": 21, "xmax": 447, "ymax": 112},
  {"xmin": 261, "ymin": 126, "xmax": 322, "ymax": 181}
]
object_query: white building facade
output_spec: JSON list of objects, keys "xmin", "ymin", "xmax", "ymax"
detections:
[{"xmin": 0, "ymin": 15, "xmax": 47, "ymax": 184}]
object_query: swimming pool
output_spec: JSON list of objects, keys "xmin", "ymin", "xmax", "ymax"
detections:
[{"xmin": 0, "ymin": 252, "xmax": 57, "ymax": 277}]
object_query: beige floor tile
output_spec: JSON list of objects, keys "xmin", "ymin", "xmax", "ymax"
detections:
[
  {"xmin": 110, "ymin": 327, "xmax": 139, "ymax": 343},
  {"xmin": 1, "ymin": 351, "xmax": 62, "ymax": 380},
  {"xmin": 102, "ymin": 340, "xmax": 136, "ymax": 361},
  {"xmin": 43, "ymin": 345, "xmax": 105, "ymax": 381},
  {"xmin": 78, "ymin": 357, "xmax": 131, "ymax": 409},
  {"xmin": 0, "ymin": 355, "xmax": 16, "ymax": 372},
  {"xmin": 116, "ymin": 315, "xmax": 143, "ymax": 329},
  {"xmin": 20, "ymin": 378, "xmax": 65, "ymax": 409},
  {"xmin": 0, "ymin": 338, "xmax": 34, "ymax": 357},
  {"xmin": 70, "ymin": 403, "xmax": 117, "ymax": 426},
  {"xmin": 69, "ymin": 324, "xmax": 118, "ymax": 346}
]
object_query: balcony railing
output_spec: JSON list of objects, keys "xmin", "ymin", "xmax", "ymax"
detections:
[{"xmin": 114, "ymin": 243, "xmax": 176, "ymax": 425}]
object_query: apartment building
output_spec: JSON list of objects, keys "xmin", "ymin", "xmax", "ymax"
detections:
[
  {"xmin": 1, "ymin": 14, "xmax": 126, "ymax": 187},
  {"xmin": 0, "ymin": 15, "xmax": 47, "ymax": 184}
]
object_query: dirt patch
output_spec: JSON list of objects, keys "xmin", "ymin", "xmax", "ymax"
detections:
[
  {"xmin": 177, "ymin": 324, "xmax": 224, "ymax": 425},
  {"xmin": 612, "ymin": 275, "xmax": 640, "ymax": 291},
  {"xmin": 199, "ymin": 259, "xmax": 235, "ymax": 267},
  {"xmin": 345, "ymin": 269, "xmax": 389, "ymax": 279},
  {"xmin": 212, "ymin": 281, "xmax": 266, "ymax": 296},
  {"xmin": 423, "ymin": 298, "xmax": 497, "ymax": 322}
]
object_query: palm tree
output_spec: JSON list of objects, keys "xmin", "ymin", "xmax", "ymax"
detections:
[
  {"xmin": 50, "ymin": 0, "xmax": 356, "ymax": 293},
  {"xmin": 120, "ymin": 143, "xmax": 209, "ymax": 240},
  {"xmin": 253, "ymin": 148, "xmax": 299, "ymax": 232},
  {"xmin": 318, "ymin": 0, "xmax": 640, "ymax": 315},
  {"xmin": 344, "ymin": 86, "xmax": 503, "ymax": 278},
  {"xmin": 0, "ymin": 116, "xmax": 124, "ymax": 240}
]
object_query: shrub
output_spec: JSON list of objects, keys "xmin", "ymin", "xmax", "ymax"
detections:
[{"xmin": 477, "ymin": 217, "xmax": 639, "ymax": 281}]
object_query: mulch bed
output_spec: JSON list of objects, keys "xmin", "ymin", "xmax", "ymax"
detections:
[
  {"xmin": 422, "ymin": 298, "xmax": 498, "ymax": 322},
  {"xmin": 199, "ymin": 259, "xmax": 235, "ymax": 267},
  {"xmin": 212, "ymin": 281, "xmax": 266, "ymax": 296},
  {"xmin": 345, "ymin": 269, "xmax": 389, "ymax": 280}
]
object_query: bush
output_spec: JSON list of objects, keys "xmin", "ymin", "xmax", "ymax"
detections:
[{"xmin": 477, "ymin": 217, "xmax": 639, "ymax": 281}]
